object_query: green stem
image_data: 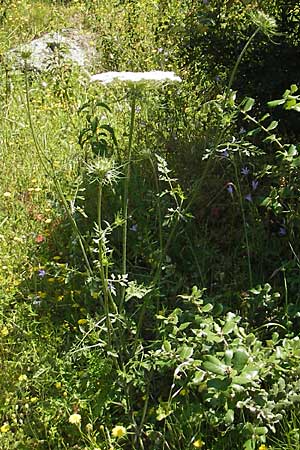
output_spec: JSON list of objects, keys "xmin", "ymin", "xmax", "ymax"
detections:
[
  {"xmin": 225, "ymin": 28, "xmax": 260, "ymax": 104},
  {"xmin": 121, "ymin": 91, "xmax": 137, "ymax": 306},
  {"xmin": 233, "ymin": 156, "xmax": 253, "ymax": 286},
  {"xmin": 97, "ymin": 184, "xmax": 113, "ymax": 349},
  {"xmin": 149, "ymin": 156, "xmax": 163, "ymax": 272}
]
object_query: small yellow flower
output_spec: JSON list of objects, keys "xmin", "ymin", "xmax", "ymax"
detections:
[
  {"xmin": 258, "ymin": 445, "xmax": 267, "ymax": 450},
  {"xmin": 1, "ymin": 326, "xmax": 9, "ymax": 337},
  {"xmin": 111, "ymin": 425, "xmax": 127, "ymax": 438},
  {"xmin": 68, "ymin": 413, "xmax": 81, "ymax": 425},
  {"xmin": 30, "ymin": 397, "xmax": 38, "ymax": 403},
  {"xmin": 18, "ymin": 374, "xmax": 28, "ymax": 382},
  {"xmin": 3, "ymin": 192, "xmax": 11, "ymax": 198},
  {"xmin": 193, "ymin": 439, "xmax": 204, "ymax": 448},
  {"xmin": 78, "ymin": 319, "xmax": 88, "ymax": 325},
  {"xmin": 0, "ymin": 423, "xmax": 10, "ymax": 433},
  {"xmin": 55, "ymin": 381, "xmax": 62, "ymax": 389}
]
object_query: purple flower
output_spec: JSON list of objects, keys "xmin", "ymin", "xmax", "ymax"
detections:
[
  {"xmin": 251, "ymin": 179, "xmax": 259, "ymax": 191},
  {"xmin": 245, "ymin": 193, "xmax": 252, "ymax": 202},
  {"xmin": 227, "ymin": 183, "xmax": 234, "ymax": 195},
  {"xmin": 220, "ymin": 150, "xmax": 229, "ymax": 158},
  {"xmin": 241, "ymin": 166, "xmax": 250, "ymax": 176},
  {"xmin": 130, "ymin": 224, "xmax": 138, "ymax": 232},
  {"xmin": 279, "ymin": 227, "xmax": 287, "ymax": 236},
  {"xmin": 239, "ymin": 127, "xmax": 246, "ymax": 134},
  {"xmin": 38, "ymin": 269, "xmax": 46, "ymax": 277}
]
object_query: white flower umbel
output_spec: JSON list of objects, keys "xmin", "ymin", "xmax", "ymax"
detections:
[{"xmin": 90, "ymin": 70, "xmax": 182, "ymax": 84}]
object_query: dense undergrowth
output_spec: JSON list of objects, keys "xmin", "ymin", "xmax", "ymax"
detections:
[{"xmin": 1, "ymin": 1, "xmax": 300, "ymax": 449}]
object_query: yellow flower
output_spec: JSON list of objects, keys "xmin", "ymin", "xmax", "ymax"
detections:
[
  {"xmin": 18, "ymin": 374, "xmax": 28, "ymax": 382},
  {"xmin": 55, "ymin": 381, "xmax": 62, "ymax": 389},
  {"xmin": 0, "ymin": 423, "xmax": 10, "ymax": 433},
  {"xmin": 111, "ymin": 425, "xmax": 127, "ymax": 438},
  {"xmin": 78, "ymin": 319, "xmax": 88, "ymax": 325},
  {"xmin": 258, "ymin": 445, "xmax": 267, "ymax": 450},
  {"xmin": 3, "ymin": 192, "xmax": 11, "ymax": 198},
  {"xmin": 68, "ymin": 413, "xmax": 81, "ymax": 425},
  {"xmin": 1, "ymin": 326, "xmax": 9, "ymax": 337},
  {"xmin": 193, "ymin": 439, "xmax": 204, "ymax": 448}
]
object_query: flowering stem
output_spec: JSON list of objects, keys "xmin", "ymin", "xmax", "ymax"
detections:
[{"xmin": 121, "ymin": 90, "xmax": 137, "ymax": 305}]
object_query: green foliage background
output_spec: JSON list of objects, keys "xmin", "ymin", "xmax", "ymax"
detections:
[{"xmin": 0, "ymin": 1, "xmax": 300, "ymax": 450}]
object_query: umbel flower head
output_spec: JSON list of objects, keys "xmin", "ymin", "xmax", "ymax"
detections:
[
  {"xmin": 249, "ymin": 10, "xmax": 278, "ymax": 39},
  {"xmin": 90, "ymin": 70, "xmax": 182, "ymax": 85}
]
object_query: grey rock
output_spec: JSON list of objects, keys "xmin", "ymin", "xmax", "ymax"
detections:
[{"xmin": 5, "ymin": 28, "xmax": 97, "ymax": 72}]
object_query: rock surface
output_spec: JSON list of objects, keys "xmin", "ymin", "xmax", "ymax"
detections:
[{"xmin": 6, "ymin": 28, "xmax": 97, "ymax": 72}]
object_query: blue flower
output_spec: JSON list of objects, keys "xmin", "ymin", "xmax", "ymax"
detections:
[
  {"xmin": 251, "ymin": 180, "xmax": 259, "ymax": 191},
  {"xmin": 38, "ymin": 269, "xmax": 46, "ymax": 277},
  {"xmin": 241, "ymin": 166, "xmax": 250, "ymax": 176},
  {"xmin": 227, "ymin": 183, "xmax": 234, "ymax": 195},
  {"xmin": 245, "ymin": 193, "xmax": 252, "ymax": 202},
  {"xmin": 279, "ymin": 226, "xmax": 287, "ymax": 236}
]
